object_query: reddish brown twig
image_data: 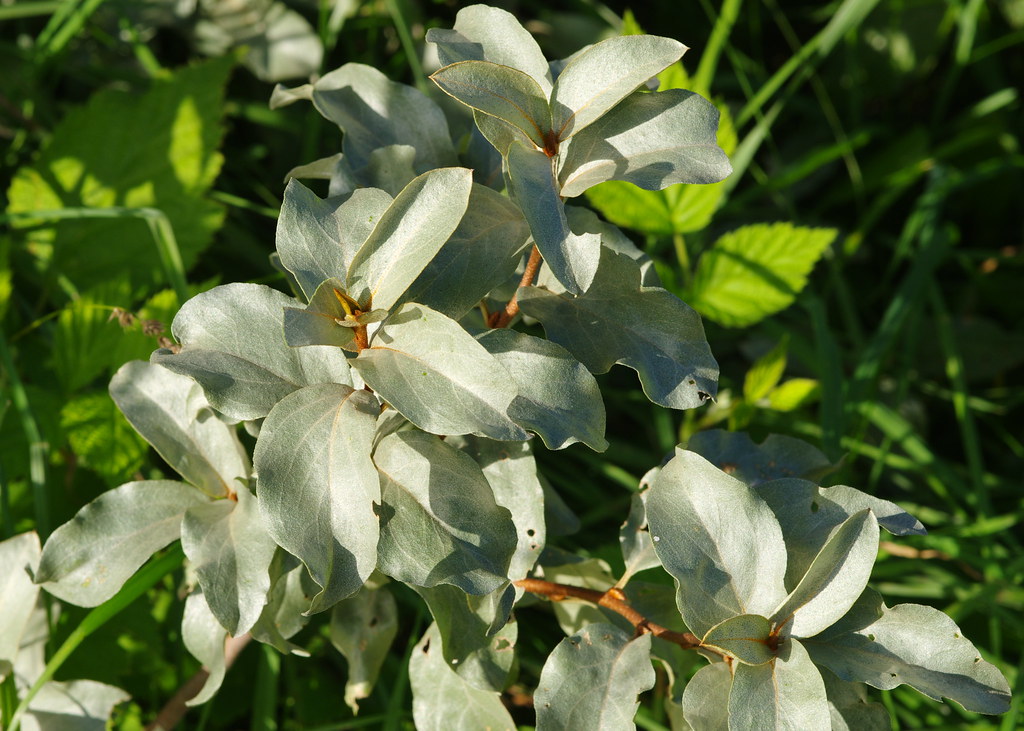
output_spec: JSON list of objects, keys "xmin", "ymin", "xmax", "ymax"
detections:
[{"xmin": 490, "ymin": 246, "xmax": 543, "ymax": 328}]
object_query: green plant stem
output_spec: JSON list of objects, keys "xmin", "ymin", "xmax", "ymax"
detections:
[
  {"xmin": 35, "ymin": 0, "xmax": 109, "ymax": 58},
  {"xmin": 383, "ymin": 0, "xmax": 428, "ymax": 92},
  {"xmin": 0, "ymin": 1, "xmax": 62, "ymax": 20},
  {"xmin": 7, "ymin": 546, "xmax": 185, "ymax": 731},
  {"xmin": 672, "ymin": 233, "xmax": 691, "ymax": 287},
  {"xmin": 693, "ymin": 0, "xmax": 742, "ymax": 94}
]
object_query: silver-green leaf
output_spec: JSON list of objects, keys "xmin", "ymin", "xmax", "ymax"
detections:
[
  {"xmin": 0, "ymin": 532, "xmax": 41, "ymax": 677},
  {"xmin": 680, "ymin": 662, "xmax": 731, "ymax": 730},
  {"xmin": 181, "ymin": 590, "xmax": 228, "ymax": 706},
  {"xmin": 330, "ymin": 584, "xmax": 399, "ymax": 712},
  {"xmin": 702, "ymin": 614, "xmax": 774, "ymax": 666},
  {"xmin": 728, "ymin": 638, "xmax": 829, "ymax": 731}
]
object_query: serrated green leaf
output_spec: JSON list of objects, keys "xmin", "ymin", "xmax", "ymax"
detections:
[
  {"xmin": 0, "ymin": 532, "xmax": 41, "ymax": 678},
  {"xmin": 353, "ymin": 303, "xmax": 526, "ymax": 440},
  {"xmin": 347, "ymin": 168, "xmax": 473, "ymax": 310},
  {"xmin": 409, "ymin": 623, "xmax": 516, "ymax": 731},
  {"xmin": 680, "ymin": 662, "xmax": 731, "ymax": 730},
  {"xmin": 374, "ymin": 430, "xmax": 517, "ymax": 595},
  {"xmin": 550, "ymin": 35, "xmax": 685, "ymax": 139},
  {"xmin": 559, "ymin": 89, "xmax": 731, "ymax": 198},
  {"xmin": 729, "ymin": 638, "xmax": 829, "ymax": 730},
  {"xmin": 7, "ymin": 55, "xmax": 232, "ymax": 292},
  {"xmin": 312, "ymin": 63, "xmax": 458, "ymax": 173},
  {"xmin": 152, "ymin": 283, "xmax": 352, "ymax": 421},
  {"xmin": 518, "ymin": 247, "xmax": 718, "ymax": 410},
  {"xmin": 686, "ymin": 429, "xmax": 832, "ymax": 486},
  {"xmin": 508, "ymin": 141, "xmax": 601, "ymax": 294},
  {"xmin": 685, "ymin": 223, "xmax": 838, "ymax": 328},
  {"xmin": 771, "ymin": 509, "xmax": 879, "ymax": 639},
  {"xmin": 61, "ymin": 391, "xmax": 147, "ymax": 484},
  {"xmin": 255, "ymin": 384, "xmax": 380, "ymax": 613},
  {"xmin": 534, "ymin": 623, "xmax": 655, "ymax": 730},
  {"xmin": 182, "ymin": 590, "xmax": 228, "ymax": 706},
  {"xmin": 477, "ymin": 329, "xmax": 607, "ymax": 451},
  {"xmin": 276, "ymin": 180, "xmax": 392, "ymax": 301},
  {"xmin": 646, "ymin": 450, "xmax": 788, "ymax": 637},
  {"xmin": 330, "ymin": 584, "xmax": 399, "ymax": 713},
  {"xmin": 431, "ymin": 61, "xmax": 551, "ymax": 149},
  {"xmin": 702, "ymin": 614, "xmax": 774, "ymax": 665},
  {"xmin": 744, "ymin": 337, "xmax": 788, "ymax": 403},
  {"xmin": 110, "ymin": 361, "xmax": 250, "ymax": 497},
  {"xmin": 805, "ymin": 593, "xmax": 1012, "ymax": 715},
  {"xmin": 36, "ymin": 481, "xmax": 208, "ymax": 606},
  {"xmin": 181, "ymin": 487, "xmax": 277, "ymax": 636}
]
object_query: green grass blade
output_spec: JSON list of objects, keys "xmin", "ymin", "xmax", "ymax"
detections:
[{"xmin": 693, "ymin": 0, "xmax": 743, "ymax": 94}]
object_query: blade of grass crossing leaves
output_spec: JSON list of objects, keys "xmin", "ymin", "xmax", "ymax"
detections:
[
  {"xmin": 803, "ymin": 296, "xmax": 843, "ymax": 461},
  {"xmin": 35, "ymin": 0, "xmax": 108, "ymax": 57},
  {"xmin": 693, "ymin": 0, "xmax": 742, "ymax": 94},
  {"xmin": 252, "ymin": 643, "xmax": 281, "ymax": 731}
]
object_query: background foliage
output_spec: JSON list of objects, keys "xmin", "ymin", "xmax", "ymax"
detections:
[{"xmin": 1, "ymin": 0, "xmax": 1021, "ymax": 728}]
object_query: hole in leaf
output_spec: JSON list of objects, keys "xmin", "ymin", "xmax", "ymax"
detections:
[
  {"xmin": 810, "ymin": 502, "xmax": 820, "ymax": 513},
  {"xmin": 527, "ymin": 529, "xmax": 535, "ymax": 537},
  {"xmin": 369, "ymin": 617, "xmax": 378, "ymax": 628}
]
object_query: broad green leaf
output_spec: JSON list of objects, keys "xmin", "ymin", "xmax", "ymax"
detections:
[
  {"xmin": 518, "ymin": 247, "xmax": 718, "ymax": 410},
  {"xmin": 477, "ymin": 329, "xmax": 607, "ymax": 451},
  {"xmin": 364, "ymin": 144, "xmax": 418, "ymax": 196},
  {"xmin": 353, "ymin": 303, "xmax": 526, "ymax": 441},
  {"xmin": 7, "ymin": 56, "xmax": 232, "ymax": 292},
  {"xmin": 820, "ymin": 667, "xmax": 891, "ymax": 731},
  {"xmin": 756, "ymin": 479, "xmax": 923, "ymax": 589},
  {"xmin": 770, "ymin": 510, "xmax": 878, "ymax": 639},
  {"xmin": 566, "ymin": 205, "xmax": 661, "ymax": 287},
  {"xmin": 374, "ymin": 430, "xmax": 517, "ymax": 595},
  {"xmin": 152, "ymin": 283, "xmax": 352, "ymax": 421},
  {"xmin": 685, "ymin": 223, "xmax": 838, "ymax": 328},
  {"xmin": 534, "ymin": 623, "xmax": 655, "ymax": 730},
  {"xmin": 686, "ymin": 429, "xmax": 832, "ymax": 486},
  {"xmin": 22, "ymin": 679, "xmax": 129, "ymax": 730},
  {"xmin": 255, "ymin": 384, "xmax": 380, "ymax": 613},
  {"xmin": 409, "ymin": 623, "xmax": 516, "ymax": 731},
  {"xmin": 181, "ymin": 487, "xmax": 277, "ymax": 636},
  {"xmin": 414, "ymin": 583, "xmax": 517, "ymax": 691},
  {"xmin": 702, "ymin": 614, "xmax": 774, "ymax": 665},
  {"xmin": 550, "ymin": 35, "xmax": 685, "ymax": 139},
  {"xmin": 728, "ymin": 638, "xmax": 829, "ymax": 730},
  {"xmin": 61, "ymin": 391, "xmax": 147, "ymax": 485},
  {"xmin": 508, "ymin": 141, "xmax": 601, "ymax": 294},
  {"xmin": 347, "ymin": 168, "xmax": 473, "ymax": 310},
  {"xmin": 181, "ymin": 590, "xmax": 228, "ymax": 706},
  {"xmin": 110, "ymin": 361, "xmax": 250, "ymax": 497},
  {"xmin": 431, "ymin": 62, "xmax": 551, "ymax": 149},
  {"xmin": 0, "ymin": 532, "xmax": 41, "ymax": 678},
  {"xmin": 559, "ymin": 90, "xmax": 731, "ymax": 198},
  {"xmin": 680, "ymin": 662, "xmax": 731, "ymax": 730},
  {"xmin": 646, "ymin": 450, "xmax": 788, "ymax": 637},
  {"xmin": 473, "ymin": 108, "xmax": 535, "ymax": 157},
  {"xmin": 282, "ymin": 277, "xmax": 358, "ymax": 350},
  {"xmin": 399, "ymin": 183, "xmax": 530, "ymax": 320},
  {"xmin": 276, "ymin": 180, "xmax": 392, "ymax": 300},
  {"xmin": 744, "ymin": 337, "xmax": 789, "ymax": 403},
  {"xmin": 330, "ymin": 584, "xmax": 399, "ymax": 712},
  {"xmin": 312, "ymin": 63, "xmax": 458, "ymax": 172},
  {"xmin": 426, "ymin": 4, "xmax": 553, "ymax": 94},
  {"xmin": 806, "ymin": 594, "xmax": 1012, "ymax": 715},
  {"xmin": 36, "ymin": 481, "xmax": 207, "ymax": 607}
]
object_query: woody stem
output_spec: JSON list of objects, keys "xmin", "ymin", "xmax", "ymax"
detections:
[{"xmin": 491, "ymin": 245, "xmax": 543, "ymax": 329}]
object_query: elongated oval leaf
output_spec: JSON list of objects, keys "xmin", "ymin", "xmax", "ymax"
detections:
[
  {"xmin": 373, "ymin": 430, "xmax": 517, "ymax": 595},
  {"xmin": 152, "ymin": 283, "xmax": 353, "ymax": 421},
  {"xmin": 0, "ymin": 532, "xmax": 41, "ymax": 675},
  {"xmin": 36, "ymin": 481, "xmax": 208, "ymax": 606},
  {"xmin": 181, "ymin": 487, "xmax": 278, "ymax": 636},
  {"xmin": 353, "ymin": 303, "xmax": 526, "ymax": 440},
  {"xmin": 646, "ymin": 450, "xmax": 788, "ymax": 637},
  {"xmin": 770, "ymin": 509, "xmax": 879, "ymax": 639},
  {"xmin": 431, "ymin": 61, "xmax": 551, "ymax": 149},
  {"xmin": 680, "ymin": 662, "xmax": 731, "ymax": 730},
  {"xmin": 550, "ymin": 35, "xmax": 685, "ymax": 138},
  {"xmin": 347, "ymin": 168, "xmax": 473, "ymax": 310},
  {"xmin": 255, "ymin": 384, "xmax": 381, "ymax": 613},
  {"xmin": 702, "ymin": 614, "xmax": 774, "ymax": 666},
  {"xmin": 728, "ymin": 638, "xmax": 829, "ymax": 730},
  {"xmin": 534, "ymin": 623, "xmax": 655, "ymax": 730},
  {"xmin": 330, "ymin": 585, "xmax": 399, "ymax": 712},
  {"xmin": 181, "ymin": 590, "xmax": 228, "ymax": 706},
  {"xmin": 110, "ymin": 361, "xmax": 250, "ymax": 497}
]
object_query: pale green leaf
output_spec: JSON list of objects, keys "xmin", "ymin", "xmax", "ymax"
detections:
[
  {"xmin": 182, "ymin": 590, "xmax": 228, "ymax": 706},
  {"xmin": 276, "ymin": 180, "xmax": 392, "ymax": 301},
  {"xmin": 250, "ymin": 553, "xmax": 312, "ymax": 655},
  {"xmin": 508, "ymin": 141, "xmax": 601, "ymax": 294},
  {"xmin": 347, "ymin": 168, "xmax": 473, "ymax": 310},
  {"xmin": 409, "ymin": 623, "xmax": 516, "ymax": 731},
  {"xmin": 255, "ymin": 384, "xmax": 380, "ymax": 613},
  {"xmin": 518, "ymin": 247, "xmax": 718, "ymax": 410},
  {"xmin": 820, "ymin": 667, "xmax": 891, "ymax": 731},
  {"xmin": 110, "ymin": 361, "xmax": 250, "ymax": 497},
  {"xmin": 282, "ymin": 279, "xmax": 358, "ymax": 350},
  {"xmin": 550, "ymin": 35, "xmax": 686, "ymax": 139},
  {"xmin": 537, "ymin": 556, "xmax": 616, "ymax": 635},
  {"xmin": 646, "ymin": 450, "xmax": 788, "ymax": 637},
  {"xmin": 685, "ymin": 223, "xmax": 838, "ymax": 328},
  {"xmin": 702, "ymin": 614, "xmax": 774, "ymax": 665},
  {"xmin": 152, "ymin": 283, "xmax": 352, "ymax": 421},
  {"xmin": 22, "ymin": 679, "xmax": 129, "ymax": 731},
  {"xmin": 618, "ymin": 492, "xmax": 660, "ymax": 584},
  {"xmin": 477, "ymin": 329, "xmax": 607, "ymax": 451},
  {"xmin": 534, "ymin": 623, "xmax": 655, "ymax": 730},
  {"xmin": 363, "ymin": 144, "xmax": 418, "ymax": 196},
  {"xmin": 558, "ymin": 89, "xmax": 731, "ymax": 198},
  {"xmin": 744, "ymin": 337, "xmax": 788, "ymax": 403},
  {"xmin": 374, "ymin": 430, "xmax": 517, "ymax": 595},
  {"xmin": 353, "ymin": 303, "xmax": 526, "ymax": 440},
  {"xmin": 61, "ymin": 391, "xmax": 147, "ymax": 485},
  {"xmin": 473, "ymin": 108, "xmax": 535, "ymax": 157},
  {"xmin": 768, "ymin": 378, "xmax": 821, "ymax": 411},
  {"xmin": 728, "ymin": 638, "xmax": 829, "ymax": 730},
  {"xmin": 36, "ymin": 481, "xmax": 207, "ymax": 607},
  {"xmin": 0, "ymin": 532, "xmax": 41, "ymax": 677},
  {"xmin": 686, "ymin": 429, "xmax": 831, "ymax": 486},
  {"xmin": 330, "ymin": 584, "xmax": 399, "ymax": 712},
  {"xmin": 680, "ymin": 662, "xmax": 731, "ymax": 730},
  {"xmin": 431, "ymin": 61, "xmax": 551, "ymax": 149}
]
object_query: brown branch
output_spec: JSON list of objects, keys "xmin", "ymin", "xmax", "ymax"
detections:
[
  {"xmin": 146, "ymin": 632, "xmax": 253, "ymax": 731},
  {"xmin": 490, "ymin": 245, "xmax": 543, "ymax": 328},
  {"xmin": 514, "ymin": 578, "xmax": 720, "ymax": 656}
]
